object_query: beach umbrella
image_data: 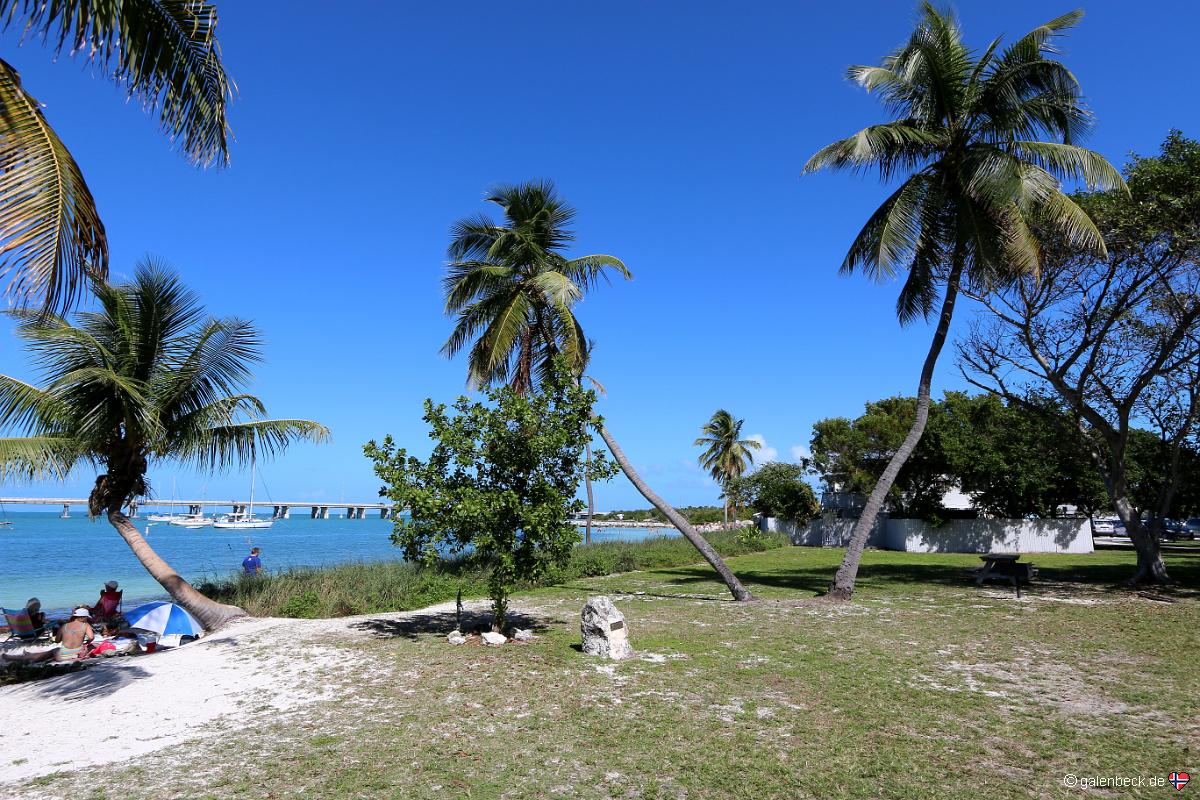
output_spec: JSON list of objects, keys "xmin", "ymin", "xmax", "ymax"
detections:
[{"xmin": 123, "ymin": 602, "xmax": 204, "ymax": 637}]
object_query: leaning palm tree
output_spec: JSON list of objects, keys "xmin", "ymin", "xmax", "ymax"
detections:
[
  {"xmin": 0, "ymin": 262, "xmax": 327, "ymax": 629},
  {"xmin": 597, "ymin": 424, "xmax": 754, "ymax": 601},
  {"xmin": 0, "ymin": 1, "xmax": 232, "ymax": 312},
  {"xmin": 441, "ymin": 182, "xmax": 755, "ymax": 600},
  {"xmin": 695, "ymin": 410, "xmax": 760, "ymax": 526},
  {"xmin": 803, "ymin": 4, "xmax": 1124, "ymax": 599},
  {"xmin": 441, "ymin": 180, "xmax": 631, "ymax": 393}
]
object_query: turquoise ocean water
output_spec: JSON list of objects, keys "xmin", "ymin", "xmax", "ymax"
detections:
[{"xmin": 0, "ymin": 511, "xmax": 676, "ymax": 615}]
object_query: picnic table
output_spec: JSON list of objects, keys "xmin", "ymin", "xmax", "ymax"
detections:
[{"xmin": 974, "ymin": 553, "xmax": 1037, "ymax": 597}]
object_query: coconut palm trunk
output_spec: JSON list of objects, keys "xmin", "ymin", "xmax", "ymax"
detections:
[
  {"xmin": 108, "ymin": 511, "xmax": 246, "ymax": 629},
  {"xmin": 597, "ymin": 422, "xmax": 753, "ymax": 601},
  {"xmin": 826, "ymin": 259, "xmax": 963, "ymax": 600},
  {"xmin": 584, "ymin": 437, "xmax": 595, "ymax": 545}
]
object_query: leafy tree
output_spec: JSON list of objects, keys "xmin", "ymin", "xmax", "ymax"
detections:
[
  {"xmin": 810, "ymin": 397, "xmax": 952, "ymax": 519},
  {"xmin": 803, "ymin": 4, "xmax": 1121, "ymax": 599},
  {"xmin": 809, "ymin": 393, "xmax": 1110, "ymax": 522},
  {"xmin": 441, "ymin": 180, "xmax": 631, "ymax": 393},
  {"xmin": 1124, "ymin": 429, "xmax": 1200, "ymax": 523},
  {"xmin": 731, "ymin": 462, "xmax": 819, "ymax": 523},
  {"xmin": 694, "ymin": 409, "xmax": 761, "ymax": 525},
  {"xmin": 365, "ymin": 366, "xmax": 616, "ymax": 632},
  {"xmin": 961, "ymin": 133, "xmax": 1200, "ymax": 583},
  {"xmin": 0, "ymin": 1, "xmax": 232, "ymax": 312},
  {"xmin": 934, "ymin": 393, "xmax": 1108, "ymax": 518},
  {"xmin": 0, "ymin": 264, "xmax": 328, "ymax": 629}
]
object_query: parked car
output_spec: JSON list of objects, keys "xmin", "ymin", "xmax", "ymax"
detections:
[
  {"xmin": 1091, "ymin": 517, "xmax": 1116, "ymax": 535},
  {"xmin": 1180, "ymin": 518, "xmax": 1200, "ymax": 540}
]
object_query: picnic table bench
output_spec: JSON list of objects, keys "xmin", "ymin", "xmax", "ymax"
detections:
[{"xmin": 973, "ymin": 554, "xmax": 1037, "ymax": 597}]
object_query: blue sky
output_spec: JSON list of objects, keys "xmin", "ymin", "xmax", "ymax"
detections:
[{"xmin": 0, "ymin": 1, "xmax": 1195, "ymax": 510}]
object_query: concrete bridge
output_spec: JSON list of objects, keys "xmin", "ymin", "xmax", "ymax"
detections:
[{"xmin": 0, "ymin": 497, "xmax": 394, "ymax": 520}]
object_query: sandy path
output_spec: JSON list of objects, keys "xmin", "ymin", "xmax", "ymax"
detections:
[{"xmin": 0, "ymin": 600, "xmax": 466, "ymax": 785}]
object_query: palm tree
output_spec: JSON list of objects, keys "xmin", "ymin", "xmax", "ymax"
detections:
[
  {"xmin": 0, "ymin": 1, "xmax": 232, "ymax": 312},
  {"xmin": 441, "ymin": 180, "xmax": 631, "ymax": 393},
  {"xmin": 803, "ymin": 4, "xmax": 1124, "ymax": 600},
  {"xmin": 0, "ymin": 262, "xmax": 328, "ymax": 629},
  {"xmin": 441, "ymin": 182, "xmax": 754, "ymax": 600},
  {"xmin": 695, "ymin": 410, "xmax": 760, "ymax": 526}
]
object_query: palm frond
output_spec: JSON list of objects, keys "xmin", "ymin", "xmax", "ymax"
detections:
[
  {"xmin": 0, "ymin": 59, "xmax": 105, "ymax": 312},
  {"xmin": 0, "ymin": 0, "xmax": 233, "ymax": 166},
  {"xmin": 561, "ymin": 254, "xmax": 633, "ymax": 291},
  {"xmin": 0, "ymin": 434, "xmax": 81, "ymax": 481},
  {"xmin": 442, "ymin": 262, "xmax": 512, "ymax": 312},
  {"xmin": 0, "ymin": 374, "xmax": 66, "ymax": 432},
  {"xmin": 447, "ymin": 215, "xmax": 502, "ymax": 262},
  {"xmin": 177, "ymin": 418, "xmax": 330, "ymax": 472},
  {"xmin": 528, "ymin": 270, "xmax": 583, "ymax": 307},
  {"xmin": 803, "ymin": 123, "xmax": 943, "ymax": 178},
  {"xmin": 842, "ymin": 172, "xmax": 937, "ymax": 280},
  {"xmin": 1008, "ymin": 141, "xmax": 1126, "ymax": 192},
  {"xmin": 466, "ymin": 292, "xmax": 534, "ymax": 389}
]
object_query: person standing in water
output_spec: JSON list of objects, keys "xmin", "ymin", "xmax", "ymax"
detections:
[{"xmin": 242, "ymin": 547, "xmax": 263, "ymax": 575}]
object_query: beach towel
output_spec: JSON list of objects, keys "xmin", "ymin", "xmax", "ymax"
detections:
[{"xmin": 91, "ymin": 641, "xmax": 117, "ymax": 657}]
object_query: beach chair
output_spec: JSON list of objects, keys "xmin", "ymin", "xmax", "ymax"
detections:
[
  {"xmin": 2, "ymin": 608, "xmax": 51, "ymax": 642},
  {"xmin": 94, "ymin": 590, "xmax": 123, "ymax": 623}
]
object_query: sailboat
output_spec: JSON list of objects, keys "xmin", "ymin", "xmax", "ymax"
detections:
[
  {"xmin": 0, "ymin": 499, "xmax": 11, "ymax": 527},
  {"xmin": 169, "ymin": 513, "xmax": 214, "ymax": 528},
  {"xmin": 148, "ymin": 477, "xmax": 183, "ymax": 522},
  {"xmin": 213, "ymin": 455, "xmax": 274, "ymax": 530}
]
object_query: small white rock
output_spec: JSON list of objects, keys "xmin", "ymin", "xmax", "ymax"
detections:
[
  {"xmin": 447, "ymin": 630, "xmax": 467, "ymax": 645},
  {"xmin": 512, "ymin": 628, "xmax": 533, "ymax": 642},
  {"xmin": 481, "ymin": 631, "xmax": 507, "ymax": 646}
]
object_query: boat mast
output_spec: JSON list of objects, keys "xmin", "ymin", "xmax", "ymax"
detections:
[{"xmin": 248, "ymin": 451, "xmax": 256, "ymax": 520}]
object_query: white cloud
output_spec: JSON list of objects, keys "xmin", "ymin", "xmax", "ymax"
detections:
[
  {"xmin": 747, "ymin": 434, "xmax": 777, "ymax": 463},
  {"xmin": 790, "ymin": 445, "xmax": 811, "ymax": 463}
]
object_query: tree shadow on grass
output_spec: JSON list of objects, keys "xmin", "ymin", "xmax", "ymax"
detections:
[
  {"xmin": 547, "ymin": 582, "xmax": 737, "ymax": 602},
  {"xmin": 652, "ymin": 559, "xmax": 1200, "ymax": 600},
  {"xmin": 350, "ymin": 609, "xmax": 555, "ymax": 641}
]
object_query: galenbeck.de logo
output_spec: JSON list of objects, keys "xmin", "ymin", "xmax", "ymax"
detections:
[{"xmin": 1168, "ymin": 772, "xmax": 1190, "ymax": 791}]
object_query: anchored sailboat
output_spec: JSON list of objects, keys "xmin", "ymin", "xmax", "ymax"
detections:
[
  {"xmin": 213, "ymin": 455, "xmax": 274, "ymax": 530},
  {"xmin": 148, "ymin": 477, "xmax": 184, "ymax": 522}
]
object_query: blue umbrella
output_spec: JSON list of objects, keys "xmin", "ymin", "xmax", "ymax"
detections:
[{"xmin": 123, "ymin": 602, "xmax": 204, "ymax": 636}]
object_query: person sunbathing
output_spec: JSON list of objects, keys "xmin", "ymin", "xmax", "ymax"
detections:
[{"xmin": 53, "ymin": 608, "xmax": 96, "ymax": 661}]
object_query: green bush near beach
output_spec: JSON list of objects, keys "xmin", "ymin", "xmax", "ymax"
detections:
[{"xmin": 198, "ymin": 528, "xmax": 787, "ymax": 619}]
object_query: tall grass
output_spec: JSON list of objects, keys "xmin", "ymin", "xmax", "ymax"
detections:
[{"xmin": 198, "ymin": 529, "xmax": 787, "ymax": 619}]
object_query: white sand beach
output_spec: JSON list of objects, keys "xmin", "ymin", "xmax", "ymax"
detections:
[{"xmin": 0, "ymin": 599, "xmax": 474, "ymax": 786}]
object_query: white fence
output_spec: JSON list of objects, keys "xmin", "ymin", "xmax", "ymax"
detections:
[{"xmin": 762, "ymin": 516, "xmax": 1093, "ymax": 554}]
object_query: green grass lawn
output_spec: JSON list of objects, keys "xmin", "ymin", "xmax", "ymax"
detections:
[{"xmin": 15, "ymin": 546, "xmax": 1200, "ymax": 800}]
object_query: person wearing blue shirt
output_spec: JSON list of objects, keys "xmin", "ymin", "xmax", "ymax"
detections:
[{"xmin": 242, "ymin": 547, "xmax": 263, "ymax": 575}]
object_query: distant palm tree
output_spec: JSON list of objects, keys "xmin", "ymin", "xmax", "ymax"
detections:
[
  {"xmin": 695, "ymin": 410, "xmax": 760, "ymax": 526},
  {"xmin": 0, "ymin": 263, "xmax": 328, "ymax": 629},
  {"xmin": 0, "ymin": 0, "xmax": 232, "ymax": 312},
  {"xmin": 441, "ymin": 180, "xmax": 631, "ymax": 393},
  {"xmin": 803, "ymin": 4, "xmax": 1123, "ymax": 600}
]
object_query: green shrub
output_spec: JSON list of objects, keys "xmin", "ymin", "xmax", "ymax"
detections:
[{"xmin": 277, "ymin": 590, "xmax": 321, "ymax": 619}]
